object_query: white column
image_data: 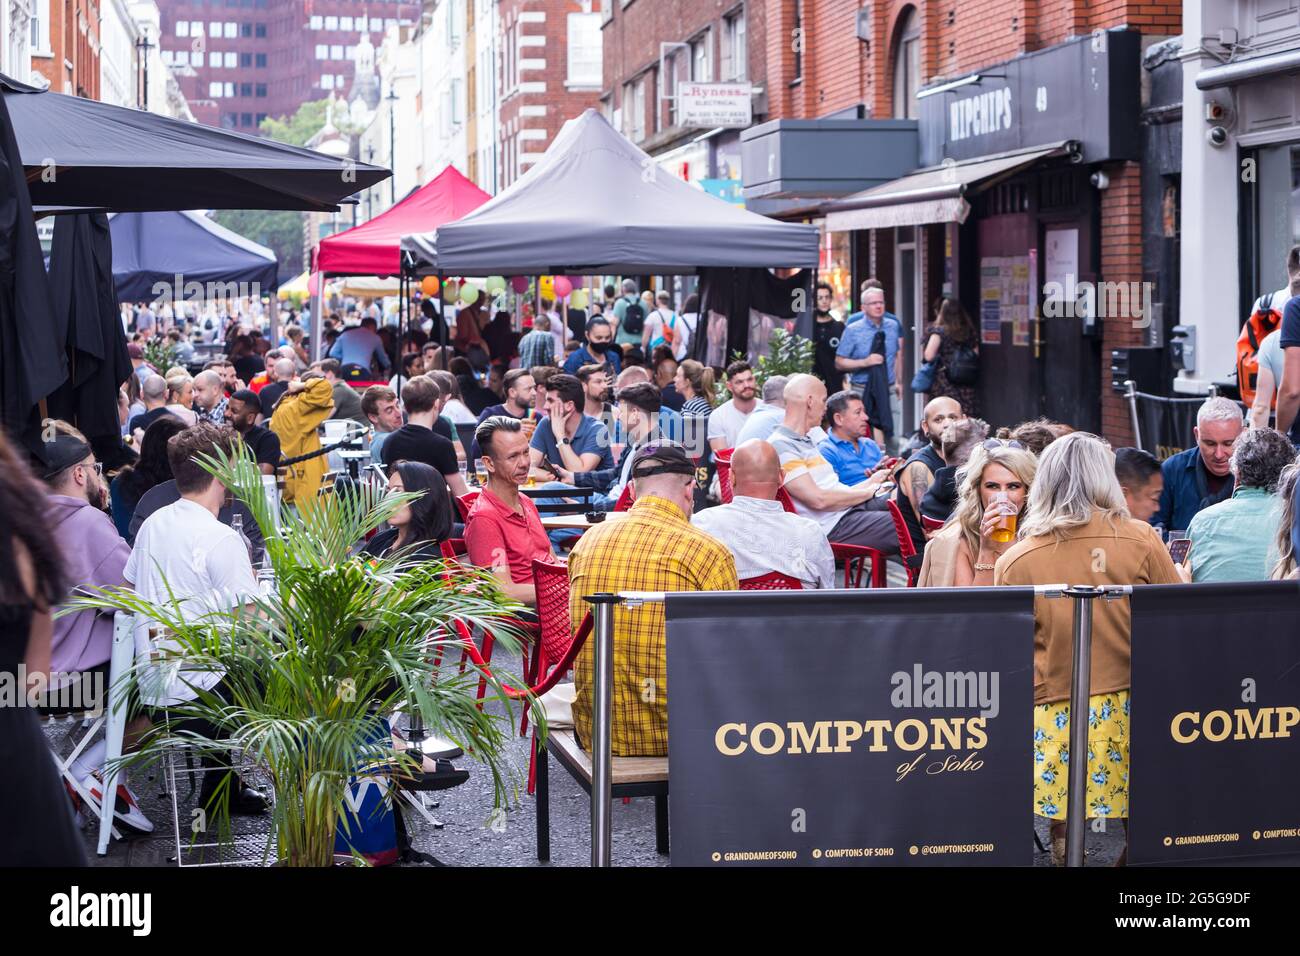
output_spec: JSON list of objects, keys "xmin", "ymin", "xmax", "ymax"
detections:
[{"xmin": 1176, "ymin": 1, "xmax": 1241, "ymax": 394}]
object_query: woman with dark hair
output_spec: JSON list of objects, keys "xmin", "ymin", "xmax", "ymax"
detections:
[
  {"xmin": 0, "ymin": 430, "xmax": 86, "ymax": 865},
  {"xmin": 364, "ymin": 460, "xmax": 456, "ymax": 561},
  {"xmin": 108, "ymin": 416, "xmax": 188, "ymax": 538},
  {"xmin": 922, "ymin": 295, "xmax": 980, "ymax": 417}
]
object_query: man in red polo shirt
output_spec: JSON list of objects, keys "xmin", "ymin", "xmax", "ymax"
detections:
[{"xmin": 465, "ymin": 415, "xmax": 555, "ymax": 606}]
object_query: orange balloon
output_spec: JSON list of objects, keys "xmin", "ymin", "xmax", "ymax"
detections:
[{"xmin": 421, "ymin": 276, "xmax": 440, "ymax": 296}]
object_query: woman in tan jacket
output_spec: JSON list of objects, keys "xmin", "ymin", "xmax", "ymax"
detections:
[
  {"xmin": 994, "ymin": 432, "xmax": 1181, "ymax": 865},
  {"xmin": 919, "ymin": 440, "xmax": 1038, "ymax": 587}
]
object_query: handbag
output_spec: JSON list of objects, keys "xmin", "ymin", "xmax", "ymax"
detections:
[
  {"xmin": 911, "ymin": 361, "xmax": 938, "ymax": 393},
  {"xmin": 946, "ymin": 344, "xmax": 980, "ymax": 386}
]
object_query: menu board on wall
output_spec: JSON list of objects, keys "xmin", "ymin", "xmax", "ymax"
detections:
[{"xmin": 979, "ymin": 256, "xmax": 1031, "ymax": 346}]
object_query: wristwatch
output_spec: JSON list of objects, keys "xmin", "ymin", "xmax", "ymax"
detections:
[{"xmin": 558, "ymin": 438, "xmax": 571, "ymax": 446}]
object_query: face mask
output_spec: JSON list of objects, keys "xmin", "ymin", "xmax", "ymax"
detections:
[{"xmin": 589, "ymin": 340, "xmax": 610, "ymax": 354}]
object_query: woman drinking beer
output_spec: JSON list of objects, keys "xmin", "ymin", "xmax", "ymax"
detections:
[{"xmin": 918, "ymin": 439, "xmax": 1037, "ymax": 588}]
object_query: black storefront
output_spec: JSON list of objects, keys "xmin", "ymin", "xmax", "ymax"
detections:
[{"xmin": 824, "ymin": 30, "xmax": 1144, "ymax": 434}]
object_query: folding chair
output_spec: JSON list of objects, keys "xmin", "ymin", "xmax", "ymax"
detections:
[
  {"xmin": 739, "ymin": 571, "xmax": 804, "ymax": 590},
  {"xmin": 887, "ymin": 499, "xmax": 922, "ymax": 587},
  {"xmin": 612, "ymin": 484, "xmax": 635, "ymax": 512},
  {"xmin": 715, "ymin": 448, "xmax": 735, "ymax": 503}
]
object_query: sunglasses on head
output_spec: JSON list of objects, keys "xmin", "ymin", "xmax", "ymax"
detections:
[{"xmin": 983, "ymin": 438, "xmax": 1025, "ymax": 451}]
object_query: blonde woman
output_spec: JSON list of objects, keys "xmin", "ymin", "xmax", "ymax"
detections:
[
  {"xmin": 919, "ymin": 440, "xmax": 1037, "ymax": 587},
  {"xmin": 1271, "ymin": 463, "xmax": 1300, "ymax": 580},
  {"xmin": 163, "ymin": 371, "xmax": 197, "ymax": 426},
  {"xmin": 994, "ymin": 432, "xmax": 1181, "ymax": 866}
]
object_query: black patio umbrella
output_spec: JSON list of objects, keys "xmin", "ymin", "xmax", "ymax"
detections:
[
  {"xmin": 44, "ymin": 212, "xmax": 134, "ymax": 469},
  {"xmin": 0, "ymin": 80, "xmax": 62, "ymax": 455},
  {"xmin": 2, "ymin": 73, "xmax": 389, "ymax": 213}
]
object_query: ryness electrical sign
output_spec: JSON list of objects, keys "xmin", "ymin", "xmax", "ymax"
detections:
[
  {"xmin": 917, "ymin": 29, "xmax": 1141, "ymax": 168},
  {"xmin": 665, "ymin": 589, "xmax": 1035, "ymax": 866}
]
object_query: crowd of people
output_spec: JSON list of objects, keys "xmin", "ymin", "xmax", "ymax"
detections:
[{"xmin": 11, "ymin": 271, "xmax": 1300, "ymax": 868}]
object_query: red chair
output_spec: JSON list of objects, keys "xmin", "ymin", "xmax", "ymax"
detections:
[
  {"xmin": 921, "ymin": 514, "xmax": 946, "ymax": 535},
  {"xmin": 831, "ymin": 542, "xmax": 888, "ymax": 589},
  {"xmin": 739, "ymin": 571, "xmax": 804, "ymax": 590},
  {"xmin": 887, "ymin": 499, "xmax": 921, "ymax": 587},
  {"xmin": 715, "ymin": 448, "xmax": 735, "ymax": 503},
  {"xmin": 439, "ymin": 538, "xmax": 468, "ymax": 561},
  {"xmin": 612, "ymin": 484, "xmax": 635, "ymax": 512},
  {"xmin": 455, "ymin": 491, "xmax": 479, "ymax": 523},
  {"xmin": 775, "ymin": 486, "xmax": 797, "ymax": 514}
]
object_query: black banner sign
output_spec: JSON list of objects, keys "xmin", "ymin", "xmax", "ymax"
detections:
[
  {"xmin": 665, "ymin": 588, "xmax": 1036, "ymax": 866},
  {"xmin": 1129, "ymin": 580, "xmax": 1300, "ymax": 865}
]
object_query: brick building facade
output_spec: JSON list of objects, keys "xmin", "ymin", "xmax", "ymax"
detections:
[
  {"xmin": 496, "ymin": 0, "xmax": 602, "ymax": 188},
  {"xmin": 748, "ymin": 0, "xmax": 1181, "ymax": 445},
  {"xmin": 30, "ymin": 0, "xmax": 102, "ymax": 99}
]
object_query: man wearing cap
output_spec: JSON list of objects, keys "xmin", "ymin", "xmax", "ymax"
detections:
[
  {"xmin": 38, "ymin": 429, "xmax": 156, "ymax": 831},
  {"xmin": 568, "ymin": 444, "xmax": 738, "ymax": 757}
]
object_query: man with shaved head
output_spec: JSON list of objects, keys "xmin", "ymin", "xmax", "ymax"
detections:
[
  {"xmin": 191, "ymin": 369, "xmax": 228, "ymax": 425},
  {"xmin": 693, "ymin": 439, "xmax": 836, "ymax": 588},
  {"xmin": 258, "ymin": 357, "xmax": 297, "ymax": 419},
  {"xmin": 768, "ymin": 374, "xmax": 898, "ymax": 554},
  {"xmin": 894, "ymin": 395, "xmax": 965, "ymax": 553}
]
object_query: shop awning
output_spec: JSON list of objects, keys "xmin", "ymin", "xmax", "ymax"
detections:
[{"xmin": 823, "ymin": 140, "xmax": 1079, "ymax": 232}]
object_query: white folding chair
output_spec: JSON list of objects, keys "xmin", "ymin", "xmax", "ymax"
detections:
[{"xmin": 96, "ymin": 612, "xmax": 137, "ymax": 855}]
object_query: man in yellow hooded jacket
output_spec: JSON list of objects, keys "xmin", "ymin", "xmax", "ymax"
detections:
[{"xmin": 269, "ymin": 372, "xmax": 335, "ymax": 513}]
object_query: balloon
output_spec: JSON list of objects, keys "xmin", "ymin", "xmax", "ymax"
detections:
[
  {"xmin": 460, "ymin": 284, "xmax": 481, "ymax": 306},
  {"xmin": 553, "ymin": 276, "xmax": 573, "ymax": 298},
  {"xmin": 421, "ymin": 276, "xmax": 440, "ymax": 296},
  {"xmin": 569, "ymin": 289, "xmax": 588, "ymax": 310},
  {"xmin": 442, "ymin": 279, "xmax": 460, "ymax": 303},
  {"xmin": 486, "ymin": 275, "xmax": 507, "ymax": 295},
  {"xmin": 510, "ymin": 275, "xmax": 530, "ymax": 294},
  {"xmin": 539, "ymin": 275, "xmax": 555, "ymax": 299}
]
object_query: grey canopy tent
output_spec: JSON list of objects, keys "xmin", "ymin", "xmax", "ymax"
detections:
[
  {"xmin": 109, "ymin": 210, "xmax": 278, "ymax": 303},
  {"xmin": 399, "ymin": 109, "xmax": 818, "ymax": 276},
  {"xmin": 1, "ymin": 73, "xmax": 387, "ymax": 212}
]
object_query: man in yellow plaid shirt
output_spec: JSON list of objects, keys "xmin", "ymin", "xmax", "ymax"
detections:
[{"xmin": 569, "ymin": 444, "xmax": 738, "ymax": 756}]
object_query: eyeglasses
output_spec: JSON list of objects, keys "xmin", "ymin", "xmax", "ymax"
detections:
[{"xmin": 982, "ymin": 439, "xmax": 1025, "ymax": 451}]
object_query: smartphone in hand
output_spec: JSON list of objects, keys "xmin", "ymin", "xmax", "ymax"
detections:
[{"xmin": 1168, "ymin": 537, "xmax": 1191, "ymax": 564}]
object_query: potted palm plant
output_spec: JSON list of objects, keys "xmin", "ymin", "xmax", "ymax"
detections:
[{"xmin": 70, "ymin": 445, "xmax": 536, "ymax": 866}]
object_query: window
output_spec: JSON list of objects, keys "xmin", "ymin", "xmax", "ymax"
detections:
[
  {"xmin": 385, "ymin": 18, "xmax": 397, "ymax": 30},
  {"xmin": 892, "ymin": 7, "xmax": 921, "ymax": 120},
  {"xmin": 325, "ymin": 15, "xmax": 338, "ymax": 30},
  {"xmin": 223, "ymin": 21, "xmax": 237, "ymax": 38},
  {"xmin": 191, "ymin": 21, "xmax": 204, "ymax": 36},
  {"xmin": 241, "ymin": 22, "xmax": 252, "ymax": 37},
  {"xmin": 209, "ymin": 51, "xmax": 221, "ymax": 67},
  {"xmin": 256, "ymin": 113, "xmax": 267, "ymax": 124},
  {"xmin": 225, "ymin": 82, "xmax": 235, "ymax": 97},
  {"xmin": 209, "ymin": 81, "xmax": 223, "ymax": 97},
  {"xmin": 255, "ymin": 23, "xmax": 266, "ymax": 37},
  {"xmin": 566, "ymin": 12, "xmax": 601, "ymax": 86},
  {"xmin": 176, "ymin": 20, "xmax": 190, "ymax": 37},
  {"xmin": 224, "ymin": 51, "xmax": 238, "ymax": 68},
  {"xmin": 222, "ymin": 112, "xmax": 238, "ymax": 129},
  {"xmin": 240, "ymin": 82, "xmax": 252, "ymax": 96},
  {"xmin": 321, "ymin": 75, "xmax": 335, "ymax": 90},
  {"xmin": 346, "ymin": 45, "xmax": 356, "ymax": 59},
  {"xmin": 315, "ymin": 44, "xmax": 328, "ymax": 59},
  {"xmin": 356, "ymin": 15, "xmax": 367, "ymax": 32},
  {"xmin": 340, "ymin": 16, "xmax": 353, "ymax": 31},
  {"xmin": 241, "ymin": 112, "xmax": 253, "ymax": 127},
  {"xmin": 331, "ymin": 45, "xmax": 343, "ymax": 60},
  {"xmin": 623, "ymin": 77, "xmax": 645, "ymax": 143},
  {"xmin": 255, "ymin": 83, "xmax": 266, "ymax": 97},
  {"xmin": 691, "ymin": 30, "xmax": 712, "ymax": 82},
  {"xmin": 256, "ymin": 53, "xmax": 266, "ymax": 67},
  {"xmin": 723, "ymin": 9, "xmax": 747, "ymax": 82},
  {"xmin": 451, "ymin": 78, "xmax": 464, "ymax": 125},
  {"xmin": 240, "ymin": 52, "xmax": 252, "ymax": 67},
  {"xmin": 209, "ymin": 21, "xmax": 221, "ymax": 36},
  {"xmin": 310, "ymin": 15, "xmax": 322, "ymax": 29},
  {"xmin": 174, "ymin": 49, "xmax": 189, "ymax": 66}
]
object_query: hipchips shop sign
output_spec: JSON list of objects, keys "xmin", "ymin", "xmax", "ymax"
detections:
[
  {"xmin": 678, "ymin": 82, "xmax": 752, "ymax": 128},
  {"xmin": 665, "ymin": 589, "xmax": 1035, "ymax": 866}
]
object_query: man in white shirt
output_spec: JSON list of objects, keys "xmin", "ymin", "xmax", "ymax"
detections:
[
  {"xmin": 125, "ymin": 423, "xmax": 267, "ymax": 815},
  {"xmin": 693, "ymin": 440, "xmax": 836, "ymax": 588},
  {"xmin": 707, "ymin": 360, "xmax": 764, "ymax": 452},
  {"xmin": 768, "ymin": 374, "xmax": 898, "ymax": 554}
]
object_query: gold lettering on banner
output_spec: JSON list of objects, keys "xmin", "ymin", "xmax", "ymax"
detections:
[{"xmin": 1170, "ymin": 706, "xmax": 1300, "ymax": 743}]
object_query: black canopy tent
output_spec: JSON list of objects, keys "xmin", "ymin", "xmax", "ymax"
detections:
[
  {"xmin": 2, "ymin": 73, "xmax": 388, "ymax": 212},
  {"xmin": 109, "ymin": 210, "xmax": 279, "ymax": 303},
  {"xmin": 398, "ymin": 109, "xmax": 818, "ymax": 360}
]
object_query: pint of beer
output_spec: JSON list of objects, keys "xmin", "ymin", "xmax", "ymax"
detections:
[{"xmin": 991, "ymin": 492, "xmax": 1016, "ymax": 543}]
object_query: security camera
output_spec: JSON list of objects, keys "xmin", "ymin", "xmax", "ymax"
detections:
[
  {"xmin": 1207, "ymin": 126, "xmax": 1229, "ymax": 147},
  {"xmin": 1090, "ymin": 171, "xmax": 1110, "ymax": 190}
]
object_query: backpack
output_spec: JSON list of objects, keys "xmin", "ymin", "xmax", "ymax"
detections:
[
  {"xmin": 1236, "ymin": 292, "xmax": 1285, "ymax": 408},
  {"xmin": 650, "ymin": 309, "xmax": 678, "ymax": 351},
  {"xmin": 621, "ymin": 296, "xmax": 646, "ymax": 336},
  {"xmin": 946, "ymin": 343, "xmax": 980, "ymax": 386}
]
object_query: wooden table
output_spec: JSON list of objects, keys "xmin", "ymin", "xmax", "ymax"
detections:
[{"xmin": 539, "ymin": 512, "xmax": 627, "ymax": 531}]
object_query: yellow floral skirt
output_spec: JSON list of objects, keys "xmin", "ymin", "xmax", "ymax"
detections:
[{"xmin": 1032, "ymin": 691, "xmax": 1129, "ymax": 821}]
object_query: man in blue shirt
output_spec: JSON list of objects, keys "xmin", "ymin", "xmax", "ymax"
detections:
[
  {"xmin": 817, "ymin": 390, "xmax": 884, "ymax": 487},
  {"xmin": 528, "ymin": 372, "xmax": 615, "ymax": 477},
  {"xmin": 328, "ymin": 316, "xmax": 390, "ymax": 376},
  {"xmin": 563, "ymin": 317, "xmax": 623, "ymax": 375},
  {"xmin": 839, "ymin": 282, "xmax": 905, "ymax": 446},
  {"xmin": 1151, "ymin": 396, "xmax": 1244, "ymax": 532}
]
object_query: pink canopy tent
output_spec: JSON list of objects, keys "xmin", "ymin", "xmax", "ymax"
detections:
[{"xmin": 313, "ymin": 164, "xmax": 491, "ymax": 277}]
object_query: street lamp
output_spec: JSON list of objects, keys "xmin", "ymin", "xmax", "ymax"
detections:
[
  {"xmin": 386, "ymin": 87, "xmax": 398, "ymax": 205},
  {"xmin": 136, "ymin": 25, "xmax": 155, "ymax": 111},
  {"xmin": 366, "ymin": 144, "xmax": 375, "ymax": 221}
]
